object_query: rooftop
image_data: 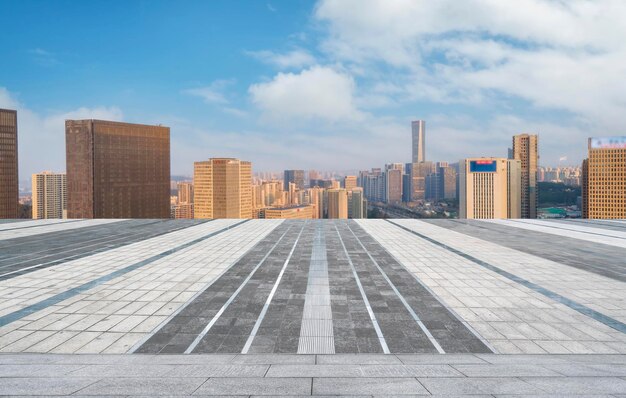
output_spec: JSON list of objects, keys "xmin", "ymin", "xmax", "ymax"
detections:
[{"xmin": 1, "ymin": 218, "xmax": 625, "ymax": 396}]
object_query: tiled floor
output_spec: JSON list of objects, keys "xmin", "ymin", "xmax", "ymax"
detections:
[
  {"xmin": 2, "ymin": 218, "xmax": 626, "ymax": 396},
  {"xmin": 0, "ymin": 218, "xmax": 624, "ymax": 357}
]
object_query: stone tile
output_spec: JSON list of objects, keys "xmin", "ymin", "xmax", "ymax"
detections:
[
  {"xmin": 317, "ymin": 353, "xmax": 402, "ymax": 364},
  {"xmin": 266, "ymin": 364, "xmax": 362, "ymax": 377},
  {"xmin": 313, "ymin": 377, "xmax": 429, "ymax": 395},
  {"xmin": 453, "ymin": 364, "xmax": 562, "ymax": 377},
  {"xmin": 521, "ymin": 376, "xmax": 626, "ymax": 394},
  {"xmin": 0, "ymin": 377, "xmax": 98, "ymax": 395},
  {"xmin": 78, "ymin": 377, "xmax": 207, "ymax": 395},
  {"xmin": 231, "ymin": 354, "xmax": 315, "ymax": 365},
  {"xmin": 419, "ymin": 377, "xmax": 545, "ymax": 395},
  {"xmin": 195, "ymin": 377, "xmax": 311, "ymax": 396}
]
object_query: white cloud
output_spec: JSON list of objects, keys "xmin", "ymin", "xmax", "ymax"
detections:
[
  {"xmin": 283, "ymin": 0, "xmax": 626, "ymax": 168},
  {"xmin": 249, "ymin": 65, "xmax": 364, "ymax": 122},
  {"xmin": 246, "ymin": 49, "xmax": 316, "ymax": 69},
  {"xmin": 182, "ymin": 79, "xmax": 238, "ymax": 104},
  {"xmin": 0, "ymin": 87, "xmax": 122, "ymax": 181}
]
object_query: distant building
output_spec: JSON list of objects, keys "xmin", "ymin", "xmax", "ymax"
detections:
[
  {"xmin": 171, "ymin": 203, "xmax": 194, "ymax": 219},
  {"xmin": 385, "ymin": 168, "xmax": 403, "ymax": 204},
  {"xmin": 194, "ymin": 158, "xmax": 252, "ymax": 219},
  {"xmin": 177, "ymin": 182, "xmax": 193, "ymax": 205},
  {"xmin": 344, "ymin": 175, "xmax": 357, "ymax": 191},
  {"xmin": 411, "ymin": 120, "xmax": 425, "ymax": 163},
  {"xmin": 66, "ymin": 119, "xmax": 170, "ymax": 218},
  {"xmin": 327, "ymin": 188, "xmax": 348, "ymax": 219},
  {"xmin": 310, "ymin": 179, "xmax": 333, "ymax": 189},
  {"xmin": 0, "ymin": 109, "xmax": 18, "ymax": 218},
  {"xmin": 459, "ymin": 158, "xmax": 521, "ymax": 219},
  {"xmin": 438, "ymin": 165, "xmax": 457, "ymax": 200},
  {"xmin": 284, "ymin": 169, "xmax": 304, "ymax": 191},
  {"xmin": 404, "ymin": 162, "xmax": 435, "ymax": 202},
  {"xmin": 512, "ymin": 134, "xmax": 538, "ymax": 218},
  {"xmin": 263, "ymin": 204, "xmax": 313, "ymax": 219},
  {"xmin": 32, "ymin": 172, "xmax": 66, "ymax": 219},
  {"xmin": 582, "ymin": 136, "xmax": 626, "ymax": 219},
  {"xmin": 348, "ymin": 187, "xmax": 367, "ymax": 219}
]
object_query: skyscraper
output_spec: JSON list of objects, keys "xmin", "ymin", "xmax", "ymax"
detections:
[
  {"xmin": 438, "ymin": 165, "xmax": 457, "ymax": 200},
  {"xmin": 344, "ymin": 175, "xmax": 357, "ymax": 191},
  {"xmin": 404, "ymin": 161, "xmax": 435, "ymax": 202},
  {"xmin": 385, "ymin": 168, "xmax": 403, "ymax": 204},
  {"xmin": 284, "ymin": 169, "xmax": 305, "ymax": 191},
  {"xmin": 177, "ymin": 182, "xmax": 194, "ymax": 204},
  {"xmin": 0, "ymin": 109, "xmax": 18, "ymax": 219},
  {"xmin": 512, "ymin": 134, "xmax": 538, "ymax": 218},
  {"xmin": 66, "ymin": 119, "xmax": 170, "ymax": 218},
  {"xmin": 348, "ymin": 187, "xmax": 367, "ymax": 219},
  {"xmin": 582, "ymin": 136, "xmax": 626, "ymax": 219},
  {"xmin": 459, "ymin": 158, "xmax": 521, "ymax": 219},
  {"xmin": 194, "ymin": 158, "xmax": 252, "ymax": 219},
  {"xmin": 411, "ymin": 120, "xmax": 425, "ymax": 163},
  {"xmin": 32, "ymin": 172, "xmax": 67, "ymax": 219},
  {"xmin": 327, "ymin": 188, "xmax": 348, "ymax": 219}
]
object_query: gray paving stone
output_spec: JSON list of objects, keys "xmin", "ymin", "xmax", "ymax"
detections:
[
  {"xmin": 313, "ymin": 377, "xmax": 429, "ymax": 395},
  {"xmin": 0, "ymin": 363, "xmax": 85, "ymax": 377},
  {"xmin": 397, "ymin": 354, "xmax": 487, "ymax": 364},
  {"xmin": 0, "ymin": 377, "xmax": 99, "ymax": 395},
  {"xmin": 316, "ymin": 353, "xmax": 402, "ymax": 365},
  {"xmin": 266, "ymin": 364, "xmax": 362, "ymax": 377},
  {"xmin": 195, "ymin": 377, "xmax": 311, "ymax": 395},
  {"xmin": 453, "ymin": 364, "xmax": 562, "ymax": 377},
  {"xmin": 521, "ymin": 376, "xmax": 626, "ymax": 394},
  {"xmin": 231, "ymin": 354, "xmax": 315, "ymax": 365},
  {"xmin": 78, "ymin": 377, "xmax": 207, "ymax": 395},
  {"xmin": 419, "ymin": 377, "xmax": 546, "ymax": 395}
]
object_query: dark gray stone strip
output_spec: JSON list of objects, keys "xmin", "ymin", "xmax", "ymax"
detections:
[
  {"xmin": 508, "ymin": 219, "xmax": 626, "ymax": 240},
  {"xmin": 244, "ymin": 222, "xmax": 315, "ymax": 354},
  {"xmin": 387, "ymin": 219, "xmax": 626, "ymax": 335},
  {"xmin": 430, "ymin": 219, "xmax": 626, "ymax": 282},
  {"xmin": 0, "ymin": 219, "xmax": 244, "ymax": 328},
  {"xmin": 325, "ymin": 222, "xmax": 383, "ymax": 354},
  {"xmin": 350, "ymin": 221, "xmax": 493, "ymax": 354},
  {"xmin": 334, "ymin": 222, "xmax": 390, "ymax": 354},
  {"xmin": 548, "ymin": 218, "xmax": 626, "ymax": 232},
  {"xmin": 0, "ymin": 220, "xmax": 206, "ymax": 280},
  {"xmin": 344, "ymin": 221, "xmax": 444, "ymax": 353},
  {"xmin": 0, "ymin": 219, "xmax": 83, "ymax": 232},
  {"xmin": 190, "ymin": 221, "xmax": 308, "ymax": 354},
  {"xmin": 134, "ymin": 221, "xmax": 296, "ymax": 354}
]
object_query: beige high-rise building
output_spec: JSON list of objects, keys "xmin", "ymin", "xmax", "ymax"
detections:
[
  {"xmin": 194, "ymin": 158, "xmax": 252, "ymax": 219},
  {"xmin": 0, "ymin": 109, "xmax": 18, "ymax": 218},
  {"xmin": 177, "ymin": 182, "xmax": 193, "ymax": 204},
  {"xmin": 263, "ymin": 205, "xmax": 313, "ymax": 219},
  {"xmin": 459, "ymin": 158, "xmax": 521, "ymax": 219},
  {"xmin": 327, "ymin": 188, "xmax": 348, "ymax": 219},
  {"xmin": 582, "ymin": 136, "xmax": 626, "ymax": 219},
  {"xmin": 32, "ymin": 172, "xmax": 67, "ymax": 219},
  {"xmin": 512, "ymin": 134, "xmax": 538, "ymax": 218},
  {"xmin": 344, "ymin": 176, "xmax": 357, "ymax": 191},
  {"xmin": 66, "ymin": 119, "xmax": 170, "ymax": 218}
]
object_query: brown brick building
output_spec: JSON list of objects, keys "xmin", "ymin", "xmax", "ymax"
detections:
[
  {"xmin": 0, "ymin": 109, "xmax": 18, "ymax": 219},
  {"xmin": 66, "ymin": 119, "xmax": 170, "ymax": 218}
]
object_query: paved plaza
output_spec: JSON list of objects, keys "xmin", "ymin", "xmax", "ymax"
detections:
[{"xmin": 0, "ymin": 218, "xmax": 625, "ymax": 396}]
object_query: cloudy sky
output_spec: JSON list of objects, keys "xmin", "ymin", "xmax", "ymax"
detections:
[{"xmin": 2, "ymin": 0, "xmax": 625, "ymax": 180}]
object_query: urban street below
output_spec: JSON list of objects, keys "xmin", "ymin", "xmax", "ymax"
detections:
[{"xmin": 0, "ymin": 218, "xmax": 625, "ymax": 396}]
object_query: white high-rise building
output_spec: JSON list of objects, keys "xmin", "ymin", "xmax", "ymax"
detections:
[
  {"xmin": 411, "ymin": 120, "xmax": 425, "ymax": 163},
  {"xmin": 32, "ymin": 172, "xmax": 67, "ymax": 219}
]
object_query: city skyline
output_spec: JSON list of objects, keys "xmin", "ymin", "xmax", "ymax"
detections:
[{"xmin": 3, "ymin": 1, "xmax": 626, "ymax": 181}]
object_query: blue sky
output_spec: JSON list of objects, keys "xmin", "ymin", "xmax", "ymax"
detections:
[{"xmin": 2, "ymin": 0, "xmax": 625, "ymax": 180}]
